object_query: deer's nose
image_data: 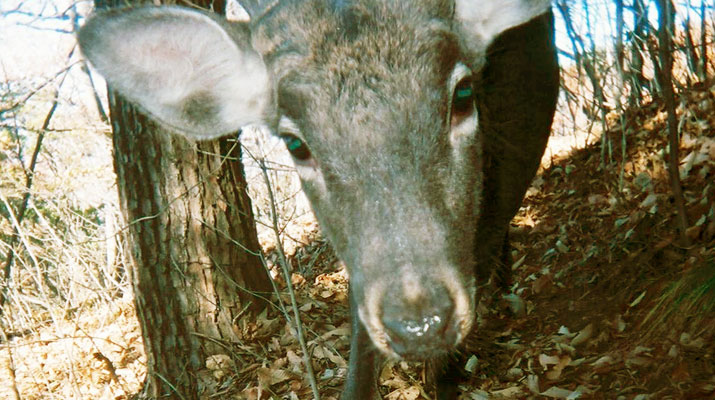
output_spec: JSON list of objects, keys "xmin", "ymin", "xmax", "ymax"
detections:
[{"xmin": 379, "ymin": 282, "xmax": 457, "ymax": 358}]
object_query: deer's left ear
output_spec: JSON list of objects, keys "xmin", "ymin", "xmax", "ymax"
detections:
[
  {"xmin": 454, "ymin": 0, "xmax": 551, "ymax": 57},
  {"xmin": 79, "ymin": 6, "xmax": 270, "ymax": 140}
]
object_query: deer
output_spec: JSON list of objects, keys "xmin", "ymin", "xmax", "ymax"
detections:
[{"xmin": 78, "ymin": 0, "xmax": 559, "ymax": 398}]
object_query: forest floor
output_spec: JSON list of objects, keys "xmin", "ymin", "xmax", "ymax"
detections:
[{"xmin": 2, "ymin": 83, "xmax": 715, "ymax": 399}]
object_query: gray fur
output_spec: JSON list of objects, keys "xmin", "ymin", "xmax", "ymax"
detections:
[{"xmin": 79, "ymin": 1, "xmax": 558, "ymax": 395}]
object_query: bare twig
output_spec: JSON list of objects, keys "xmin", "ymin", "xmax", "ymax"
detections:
[
  {"xmin": 258, "ymin": 159, "xmax": 320, "ymax": 400},
  {"xmin": 0, "ymin": 321, "xmax": 22, "ymax": 400},
  {"xmin": 0, "ymin": 51, "xmax": 73, "ymax": 316},
  {"xmin": 0, "ymin": 63, "xmax": 77, "ymax": 117}
]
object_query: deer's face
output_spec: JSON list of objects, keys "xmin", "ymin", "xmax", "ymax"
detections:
[
  {"xmin": 77, "ymin": 0, "xmax": 554, "ymax": 358},
  {"xmin": 254, "ymin": 2, "xmax": 481, "ymax": 357}
]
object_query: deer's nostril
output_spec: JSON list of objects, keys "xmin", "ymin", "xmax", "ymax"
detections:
[{"xmin": 379, "ymin": 282, "xmax": 457, "ymax": 358}]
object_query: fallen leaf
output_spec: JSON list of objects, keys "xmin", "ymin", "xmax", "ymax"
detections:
[
  {"xmin": 492, "ymin": 386, "xmax": 525, "ymax": 397},
  {"xmin": 205, "ymin": 354, "xmax": 234, "ymax": 380},
  {"xmin": 541, "ymin": 386, "xmax": 580, "ymax": 398},
  {"xmin": 506, "ymin": 367, "xmax": 524, "ymax": 380},
  {"xmin": 503, "ymin": 293, "xmax": 526, "ymax": 317},
  {"xmin": 570, "ymin": 323, "xmax": 593, "ymax": 347},
  {"xmin": 291, "ymin": 273, "xmax": 305, "ymax": 286},
  {"xmin": 539, "ymin": 354, "xmax": 561, "ymax": 368},
  {"xmin": 257, "ymin": 367, "xmax": 292, "ymax": 387},
  {"xmin": 527, "ymin": 374, "xmax": 540, "ymax": 393},
  {"xmin": 591, "ymin": 355, "xmax": 616, "ymax": 368},
  {"xmin": 545, "ymin": 356, "xmax": 572, "ymax": 380},
  {"xmin": 321, "ymin": 325, "xmax": 350, "ymax": 339},
  {"xmin": 639, "ymin": 193, "xmax": 658, "ymax": 208},
  {"xmin": 464, "ymin": 355, "xmax": 479, "ymax": 373},
  {"xmin": 386, "ymin": 386, "xmax": 420, "ymax": 400}
]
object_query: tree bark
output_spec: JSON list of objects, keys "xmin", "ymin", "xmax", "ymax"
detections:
[
  {"xmin": 699, "ymin": 1, "xmax": 708, "ymax": 80},
  {"xmin": 94, "ymin": 0, "xmax": 273, "ymax": 398},
  {"xmin": 615, "ymin": 0, "xmax": 625, "ymax": 75},
  {"xmin": 629, "ymin": 0, "xmax": 648, "ymax": 106},
  {"xmin": 683, "ymin": 2, "xmax": 699, "ymax": 85},
  {"xmin": 655, "ymin": 0, "xmax": 691, "ymax": 247}
]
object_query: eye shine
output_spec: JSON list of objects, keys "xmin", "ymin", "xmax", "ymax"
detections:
[
  {"xmin": 452, "ymin": 80, "xmax": 474, "ymax": 116},
  {"xmin": 281, "ymin": 134, "xmax": 312, "ymax": 160}
]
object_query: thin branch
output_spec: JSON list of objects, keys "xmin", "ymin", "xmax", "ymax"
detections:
[
  {"xmin": 0, "ymin": 47, "xmax": 74, "ymax": 316},
  {"xmin": 0, "ymin": 63, "xmax": 77, "ymax": 117},
  {"xmin": 259, "ymin": 159, "xmax": 320, "ymax": 400}
]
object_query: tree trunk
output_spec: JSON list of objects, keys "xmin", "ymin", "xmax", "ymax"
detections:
[
  {"xmin": 615, "ymin": 0, "xmax": 625, "ymax": 75},
  {"xmin": 699, "ymin": 1, "xmax": 708, "ymax": 80},
  {"xmin": 655, "ymin": 0, "xmax": 691, "ymax": 247},
  {"xmin": 629, "ymin": 0, "xmax": 648, "ymax": 107},
  {"xmin": 94, "ymin": 0, "xmax": 273, "ymax": 398},
  {"xmin": 683, "ymin": 2, "xmax": 698, "ymax": 85}
]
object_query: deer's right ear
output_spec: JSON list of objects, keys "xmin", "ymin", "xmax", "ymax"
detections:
[
  {"xmin": 78, "ymin": 6, "xmax": 270, "ymax": 140},
  {"xmin": 454, "ymin": 0, "xmax": 551, "ymax": 60}
]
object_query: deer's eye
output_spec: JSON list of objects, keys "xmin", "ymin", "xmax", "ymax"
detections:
[
  {"xmin": 281, "ymin": 133, "xmax": 312, "ymax": 161},
  {"xmin": 451, "ymin": 78, "xmax": 475, "ymax": 125}
]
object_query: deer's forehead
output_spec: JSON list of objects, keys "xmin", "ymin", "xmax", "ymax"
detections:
[
  {"xmin": 275, "ymin": 59, "xmax": 451, "ymax": 155},
  {"xmin": 271, "ymin": 19, "xmax": 461, "ymax": 122},
  {"xmin": 320, "ymin": 24, "xmax": 459, "ymax": 86},
  {"xmin": 261, "ymin": 1, "xmax": 460, "ymax": 83},
  {"xmin": 262, "ymin": 2, "xmax": 462, "ymax": 149}
]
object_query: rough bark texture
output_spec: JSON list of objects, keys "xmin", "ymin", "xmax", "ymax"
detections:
[
  {"xmin": 655, "ymin": 0, "xmax": 691, "ymax": 247},
  {"xmin": 629, "ymin": 0, "xmax": 648, "ymax": 106},
  {"xmin": 108, "ymin": 90, "xmax": 272, "ymax": 400},
  {"xmin": 95, "ymin": 1, "xmax": 273, "ymax": 398}
]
